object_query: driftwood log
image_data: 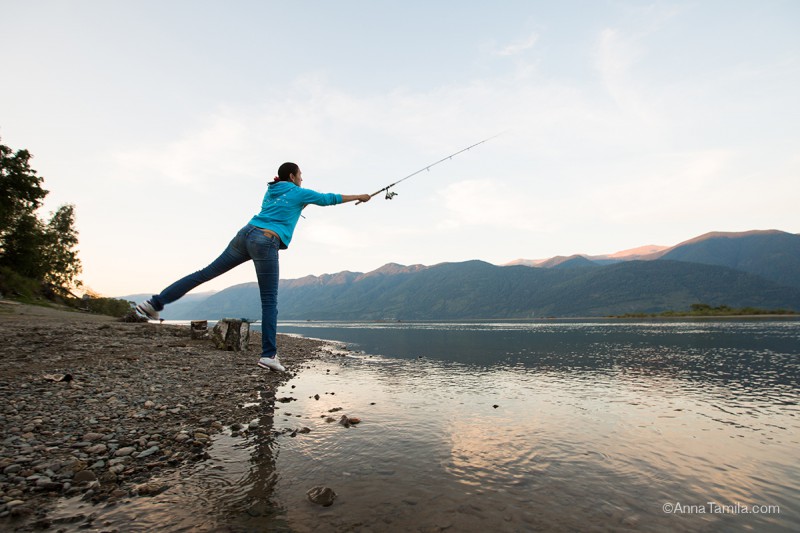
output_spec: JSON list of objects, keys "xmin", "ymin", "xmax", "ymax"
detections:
[{"xmin": 210, "ymin": 318, "xmax": 250, "ymax": 351}]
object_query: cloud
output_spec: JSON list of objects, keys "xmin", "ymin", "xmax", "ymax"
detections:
[
  {"xmin": 593, "ymin": 27, "xmax": 653, "ymax": 122},
  {"xmin": 496, "ymin": 34, "xmax": 539, "ymax": 56},
  {"xmin": 103, "ymin": 39, "xmax": 798, "ymax": 258},
  {"xmin": 437, "ymin": 179, "xmax": 554, "ymax": 234}
]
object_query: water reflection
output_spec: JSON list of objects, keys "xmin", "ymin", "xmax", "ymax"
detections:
[
  {"xmin": 266, "ymin": 351, "xmax": 798, "ymax": 532},
  {"xmin": 37, "ymin": 321, "xmax": 800, "ymax": 531},
  {"xmin": 219, "ymin": 387, "xmax": 290, "ymax": 531},
  {"xmin": 279, "ymin": 319, "xmax": 800, "ymax": 394}
]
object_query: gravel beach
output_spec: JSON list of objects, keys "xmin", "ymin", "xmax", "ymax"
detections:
[{"xmin": 0, "ymin": 301, "xmax": 329, "ymax": 531}]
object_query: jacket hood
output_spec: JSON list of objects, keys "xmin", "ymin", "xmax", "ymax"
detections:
[{"xmin": 266, "ymin": 181, "xmax": 296, "ymax": 199}]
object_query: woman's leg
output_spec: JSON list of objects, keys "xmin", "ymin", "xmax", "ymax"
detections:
[
  {"xmin": 150, "ymin": 226, "xmax": 251, "ymax": 311},
  {"xmin": 247, "ymin": 230, "xmax": 280, "ymax": 358}
]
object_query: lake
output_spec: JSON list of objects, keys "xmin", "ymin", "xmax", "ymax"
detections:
[
  {"xmin": 54, "ymin": 319, "xmax": 800, "ymax": 531},
  {"xmin": 262, "ymin": 319, "xmax": 799, "ymax": 532}
]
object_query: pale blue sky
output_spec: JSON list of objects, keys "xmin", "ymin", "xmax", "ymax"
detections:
[{"xmin": 1, "ymin": 1, "xmax": 798, "ymax": 296}]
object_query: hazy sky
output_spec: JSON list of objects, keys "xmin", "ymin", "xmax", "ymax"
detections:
[{"xmin": 2, "ymin": 1, "xmax": 798, "ymax": 297}]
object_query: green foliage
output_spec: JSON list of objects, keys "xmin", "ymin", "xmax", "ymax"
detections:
[
  {"xmin": 0, "ymin": 138, "xmax": 82, "ymax": 297},
  {"xmin": 0, "ymin": 266, "xmax": 43, "ymax": 301},
  {"xmin": 73, "ymin": 296, "xmax": 134, "ymax": 317},
  {"xmin": 618, "ymin": 303, "xmax": 797, "ymax": 318},
  {"xmin": 42, "ymin": 204, "xmax": 82, "ymax": 290},
  {"xmin": 0, "ymin": 144, "xmax": 48, "ymax": 233}
]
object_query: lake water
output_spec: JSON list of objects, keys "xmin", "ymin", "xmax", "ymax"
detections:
[{"xmin": 51, "ymin": 319, "xmax": 800, "ymax": 531}]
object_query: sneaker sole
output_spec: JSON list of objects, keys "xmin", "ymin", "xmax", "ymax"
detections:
[{"xmin": 257, "ymin": 361, "xmax": 284, "ymax": 372}]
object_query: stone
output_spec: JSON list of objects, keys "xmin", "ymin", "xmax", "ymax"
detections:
[
  {"xmin": 85, "ymin": 444, "xmax": 107, "ymax": 454},
  {"xmin": 69, "ymin": 460, "xmax": 88, "ymax": 473},
  {"xmin": 137, "ymin": 446, "xmax": 160, "ymax": 459},
  {"xmin": 114, "ymin": 446, "xmax": 136, "ymax": 457},
  {"xmin": 190, "ymin": 320, "xmax": 208, "ymax": 339},
  {"xmin": 134, "ymin": 481, "xmax": 169, "ymax": 496},
  {"xmin": 36, "ymin": 479, "xmax": 62, "ymax": 491},
  {"xmin": 339, "ymin": 415, "xmax": 360, "ymax": 427},
  {"xmin": 3, "ymin": 464, "xmax": 22, "ymax": 475},
  {"xmin": 306, "ymin": 486, "xmax": 337, "ymax": 507},
  {"xmin": 210, "ymin": 319, "xmax": 250, "ymax": 351},
  {"xmin": 73, "ymin": 470, "xmax": 97, "ymax": 483},
  {"xmin": 83, "ymin": 432, "xmax": 105, "ymax": 441}
]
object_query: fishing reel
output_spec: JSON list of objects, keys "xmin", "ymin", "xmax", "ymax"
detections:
[{"xmin": 385, "ymin": 190, "xmax": 398, "ymax": 200}]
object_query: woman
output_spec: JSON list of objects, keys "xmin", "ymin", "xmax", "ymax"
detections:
[{"xmin": 135, "ymin": 162, "xmax": 371, "ymax": 371}]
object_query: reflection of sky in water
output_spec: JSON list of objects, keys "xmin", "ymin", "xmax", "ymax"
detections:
[
  {"xmin": 261, "ymin": 337, "xmax": 799, "ymax": 532},
  {"xmin": 46, "ymin": 320, "xmax": 799, "ymax": 531}
]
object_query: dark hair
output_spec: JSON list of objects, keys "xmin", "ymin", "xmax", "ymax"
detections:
[{"xmin": 275, "ymin": 162, "xmax": 299, "ymax": 182}]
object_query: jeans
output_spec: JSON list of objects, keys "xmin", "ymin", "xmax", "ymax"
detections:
[{"xmin": 150, "ymin": 225, "xmax": 280, "ymax": 358}]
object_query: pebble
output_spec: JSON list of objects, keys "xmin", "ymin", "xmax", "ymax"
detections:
[
  {"xmin": 133, "ymin": 481, "xmax": 169, "ymax": 496},
  {"xmin": 3, "ymin": 464, "xmax": 22, "ymax": 475},
  {"xmin": 306, "ymin": 486, "xmax": 337, "ymax": 507},
  {"xmin": 0, "ymin": 312, "xmax": 326, "ymax": 529},
  {"xmin": 114, "ymin": 446, "xmax": 136, "ymax": 457},
  {"xmin": 137, "ymin": 446, "xmax": 160, "ymax": 459},
  {"xmin": 73, "ymin": 470, "xmax": 97, "ymax": 483}
]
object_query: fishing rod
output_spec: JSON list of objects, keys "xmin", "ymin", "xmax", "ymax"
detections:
[{"xmin": 356, "ymin": 133, "xmax": 503, "ymax": 204}]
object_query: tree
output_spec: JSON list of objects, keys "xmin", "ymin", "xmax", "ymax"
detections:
[
  {"xmin": 43, "ymin": 204, "xmax": 82, "ymax": 291},
  {"xmin": 0, "ymin": 138, "xmax": 82, "ymax": 295},
  {"xmin": 0, "ymin": 143, "xmax": 48, "ymax": 237}
]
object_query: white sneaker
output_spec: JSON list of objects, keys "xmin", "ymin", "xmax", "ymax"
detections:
[
  {"xmin": 135, "ymin": 300, "xmax": 159, "ymax": 320},
  {"xmin": 258, "ymin": 355, "xmax": 285, "ymax": 372}
]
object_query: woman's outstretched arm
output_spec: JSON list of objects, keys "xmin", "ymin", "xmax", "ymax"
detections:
[{"xmin": 340, "ymin": 194, "xmax": 372, "ymax": 203}]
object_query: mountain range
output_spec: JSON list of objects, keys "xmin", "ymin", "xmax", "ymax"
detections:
[{"xmin": 120, "ymin": 229, "xmax": 800, "ymax": 320}]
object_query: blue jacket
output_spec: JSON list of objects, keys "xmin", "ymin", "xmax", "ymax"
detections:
[{"xmin": 248, "ymin": 181, "xmax": 342, "ymax": 248}]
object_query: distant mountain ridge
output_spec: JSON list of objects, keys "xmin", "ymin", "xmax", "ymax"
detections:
[
  {"xmin": 506, "ymin": 244, "xmax": 669, "ymax": 267},
  {"xmin": 508, "ymin": 229, "xmax": 800, "ymax": 287},
  {"xmin": 159, "ymin": 229, "xmax": 800, "ymax": 320},
  {"xmin": 653, "ymin": 230, "xmax": 800, "ymax": 289}
]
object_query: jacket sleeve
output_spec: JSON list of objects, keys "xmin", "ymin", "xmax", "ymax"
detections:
[{"xmin": 297, "ymin": 188, "xmax": 342, "ymax": 206}]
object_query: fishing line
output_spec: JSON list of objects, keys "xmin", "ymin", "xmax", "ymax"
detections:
[{"xmin": 356, "ymin": 133, "xmax": 503, "ymax": 204}]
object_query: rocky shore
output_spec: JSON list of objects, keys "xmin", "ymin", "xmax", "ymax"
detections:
[{"xmin": 0, "ymin": 302, "xmax": 328, "ymax": 531}]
